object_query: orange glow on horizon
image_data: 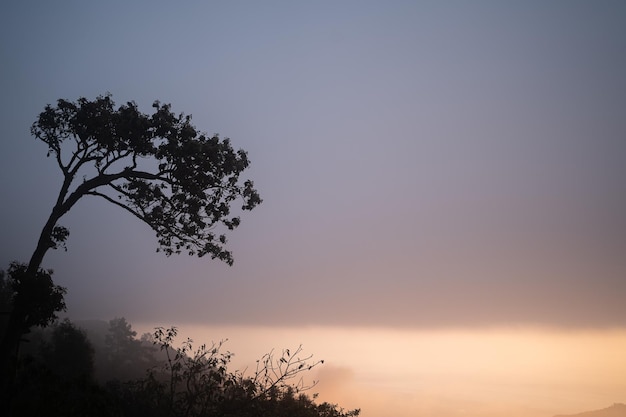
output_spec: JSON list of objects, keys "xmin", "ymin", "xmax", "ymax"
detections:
[{"xmin": 133, "ymin": 323, "xmax": 626, "ymax": 417}]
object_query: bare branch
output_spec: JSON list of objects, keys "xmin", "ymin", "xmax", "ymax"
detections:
[{"xmin": 250, "ymin": 344, "xmax": 323, "ymax": 397}]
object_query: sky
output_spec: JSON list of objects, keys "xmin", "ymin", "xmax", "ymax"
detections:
[{"xmin": 1, "ymin": 1, "xmax": 625, "ymax": 417}]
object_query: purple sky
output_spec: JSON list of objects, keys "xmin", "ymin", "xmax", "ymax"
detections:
[{"xmin": 1, "ymin": 1, "xmax": 625, "ymax": 329}]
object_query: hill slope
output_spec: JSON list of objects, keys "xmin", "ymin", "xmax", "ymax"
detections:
[{"xmin": 555, "ymin": 404, "xmax": 626, "ymax": 417}]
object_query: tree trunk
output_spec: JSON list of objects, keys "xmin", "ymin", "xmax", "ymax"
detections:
[
  {"xmin": 1, "ymin": 168, "xmax": 122, "ymax": 405},
  {"xmin": 0, "ymin": 207, "xmax": 63, "ymax": 407},
  {"xmin": 26, "ymin": 211, "xmax": 60, "ymax": 275}
]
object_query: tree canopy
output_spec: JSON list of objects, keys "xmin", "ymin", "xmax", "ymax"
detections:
[
  {"xmin": 29, "ymin": 94, "xmax": 261, "ymax": 270},
  {"xmin": 1, "ymin": 262, "xmax": 66, "ymax": 336}
]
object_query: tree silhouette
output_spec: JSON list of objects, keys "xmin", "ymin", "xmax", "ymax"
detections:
[
  {"xmin": 2, "ymin": 263, "xmax": 66, "ymax": 336},
  {"xmin": 28, "ymin": 94, "xmax": 261, "ymax": 272},
  {"xmin": 102, "ymin": 317, "xmax": 156, "ymax": 381},
  {"xmin": 1, "ymin": 94, "xmax": 261, "ymax": 402},
  {"xmin": 40, "ymin": 319, "xmax": 95, "ymax": 381},
  {"xmin": 0, "ymin": 262, "xmax": 67, "ymax": 398},
  {"xmin": 9, "ymin": 320, "xmax": 113, "ymax": 417}
]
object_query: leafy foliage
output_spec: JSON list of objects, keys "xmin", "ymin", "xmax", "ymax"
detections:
[
  {"xmin": 30, "ymin": 94, "xmax": 261, "ymax": 265},
  {"xmin": 3, "ymin": 262, "xmax": 66, "ymax": 334},
  {"xmin": 0, "ymin": 264, "xmax": 67, "ymax": 409}
]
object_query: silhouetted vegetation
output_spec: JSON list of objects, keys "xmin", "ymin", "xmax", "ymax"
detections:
[
  {"xmin": 0, "ymin": 263, "xmax": 67, "ymax": 399},
  {"xmin": 1, "ymin": 94, "xmax": 261, "ymax": 399},
  {"xmin": 100, "ymin": 317, "xmax": 159, "ymax": 382},
  {"xmin": 9, "ymin": 319, "xmax": 115, "ymax": 417},
  {"xmin": 40, "ymin": 319, "xmax": 95, "ymax": 381},
  {"xmin": 1, "ymin": 96, "xmax": 358, "ymax": 415},
  {"xmin": 7, "ymin": 318, "xmax": 360, "ymax": 417}
]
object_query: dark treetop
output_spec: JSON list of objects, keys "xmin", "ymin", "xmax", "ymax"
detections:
[{"xmin": 29, "ymin": 94, "xmax": 262, "ymax": 271}]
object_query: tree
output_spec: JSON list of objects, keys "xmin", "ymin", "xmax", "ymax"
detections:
[
  {"xmin": 1, "ymin": 94, "xmax": 261, "ymax": 402},
  {"xmin": 0, "ymin": 264, "xmax": 66, "ymax": 375},
  {"xmin": 9, "ymin": 320, "xmax": 114, "ymax": 417},
  {"xmin": 101, "ymin": 317, "xmax": 156, "ymax": 381},
  {"xmin": 0, "ymin": 263, "xmax": 67, "ymax": 409},
  {"xmin": 40, "ymin": 319, "xmax": 95, "ymax": 381},
  {"xmin": 2, "ymin": 263, "xmax": 66, "ymax": 338},
  {"xmin": 28, "ymin": 94, "xmax": 261, "ymax": 273}
]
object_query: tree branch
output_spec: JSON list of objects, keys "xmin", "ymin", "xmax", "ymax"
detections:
[
  {"xmin": 99, "ymin": 148, "xmax": 133, "ymax": 173},
  {"xmin": 85, "ymin": 191, "xmax": 153, "ymax": 226}
]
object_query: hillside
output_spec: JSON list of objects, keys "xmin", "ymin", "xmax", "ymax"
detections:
[{"xmin": 556, "ymin": 404, "xmax": 626, "ymax": 417}]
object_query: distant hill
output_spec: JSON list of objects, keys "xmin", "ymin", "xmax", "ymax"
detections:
[{"xmin": 555, "ymin": 404, "xmax": 626, "ymax": 417}]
